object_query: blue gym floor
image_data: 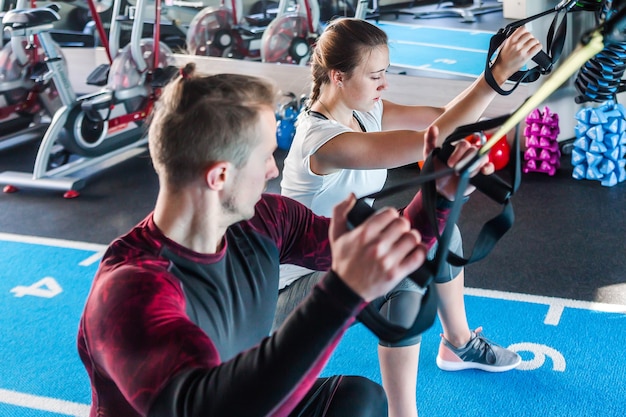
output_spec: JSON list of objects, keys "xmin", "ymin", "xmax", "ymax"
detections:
[{"xmin": 1, "ymin": 234, "xmax": 624, "ymax": 417}]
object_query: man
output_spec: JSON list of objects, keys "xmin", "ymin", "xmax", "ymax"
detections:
[{"xmin": 76, "ymin": 63, "xmax": 493, "ymax": 417}]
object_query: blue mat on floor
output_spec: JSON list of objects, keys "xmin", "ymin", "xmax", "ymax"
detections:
[
  {"xmin": 322, "ymin": 290, "xmax": 626, "ymax": 416},
  {"xmin": 373, "ymin": 21, "xmax": 495, "ymax": 77},
  {"xmin": 1, "ymin": 234, "xmax": 625, "ymax": 416}
]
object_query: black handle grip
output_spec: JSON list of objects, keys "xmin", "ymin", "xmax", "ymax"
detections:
[
  {"xmin": 437, "ymin": 141, "xmax": 511, "ymax": 204},
  {"xmin": 532, "ymin": 50, "xmax": 554, "ymax": 74},
  {"xmin": 346, "ymin": 198, "xmax": 376, "ymax": 230},
  {"xmin": 468, "ymin": 174, "xmax": 512, "ymax": 204}
]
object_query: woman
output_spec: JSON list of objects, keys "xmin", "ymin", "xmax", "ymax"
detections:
[{"xmin": 277, "ymin": 18, "xmax": 542, "ymax": 417}]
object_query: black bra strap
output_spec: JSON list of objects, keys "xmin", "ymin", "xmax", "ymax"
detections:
[{"xmin": 308, "ymin": 109, "xmax": 367, "ymax": 132}]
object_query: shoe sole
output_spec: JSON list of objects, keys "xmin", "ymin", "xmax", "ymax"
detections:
[{"xmin": 436, "ymin": 356, "xmax": 521, "ymax": 372}]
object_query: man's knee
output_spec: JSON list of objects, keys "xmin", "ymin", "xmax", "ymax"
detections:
[{"xmin": 330, "ymin": 375, "xmax": 388, "ymax": 417}]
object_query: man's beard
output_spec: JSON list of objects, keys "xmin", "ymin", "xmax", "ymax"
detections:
[{"xmin": 221, "ymin": 177, "xmax": 266, "ymax": 221}]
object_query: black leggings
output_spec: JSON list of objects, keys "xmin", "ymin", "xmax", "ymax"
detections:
[{"xmin": 290, "ymin": 375, "xmax": 388, "ymax": 417}]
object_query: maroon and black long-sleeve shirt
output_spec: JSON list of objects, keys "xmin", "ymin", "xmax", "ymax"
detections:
[{"xmin": 77, "ymin": 192, "xmax": 446, "ymax": 417}]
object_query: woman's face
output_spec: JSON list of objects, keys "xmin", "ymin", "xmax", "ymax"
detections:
[{"xmin": 342, "ymin": 45, "xmax": 390, "ymax": 112}]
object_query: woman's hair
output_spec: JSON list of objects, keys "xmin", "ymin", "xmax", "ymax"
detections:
[
  {"xmin": 148, "ymin": 63, "xmax": 277, "ymax": 188},
  {"xmin": 309, "ymin": 18, "xmax": 388, "ymax": 104}
]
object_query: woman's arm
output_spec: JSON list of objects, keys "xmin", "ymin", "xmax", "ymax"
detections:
[
  {"xmin": 425, "ymin": 26, "xmax": 541, "ymax": 142},
  {"xmin": 380, "ymin": 100, "xmax": 445, "ymax": 131},
  {"xmin": 382, "ymin": 26, "xmax": 541, "ymax": 135},
  {"xmin": 311, "ymin": 129, "xmax": 425, "ymax": 174},
  {"xmin": 312, "ymin": 27, "xmax": 541, "ymax": 175}
]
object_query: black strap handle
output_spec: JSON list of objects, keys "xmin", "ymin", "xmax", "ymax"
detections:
[
  {"xmin": 483, "ymin": 0, "xmax": 606, "ymax": 95},
  {"xmin": 436, "ymin": 114, "xmax": 517, "ymax": 204},
  {"xmin": 485, "ymin": 13, "xmax": 563, "ymax": 95},
  {"xmin": 349, "ymin": 151, "xmax": 467, "ymax": 343},
  {"xmin": 423, "ymin": 116, "xmax": 520, "ymax": 269}
]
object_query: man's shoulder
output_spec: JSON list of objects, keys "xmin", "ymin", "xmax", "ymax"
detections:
[
  {"xmin": 255, "ymin": 193, "xmax": 305, "ymax": 213},
  {"xmin": 244, "ymin": 193, "xmax": 323, "ymax": 237},
  {"xmin": 98, "ymin": 217, "xmax": 171, "ymax": 282}
]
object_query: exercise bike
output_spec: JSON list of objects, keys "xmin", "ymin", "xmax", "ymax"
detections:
[
  {"xmin": 1, "ymin": 0, "xmax": 14, "ymax": 46},
  {"xmin": 0, "ymin": 0, "xmax": 178, "ymax": 197},
  {"xmin": 414, "ymin": 0, "xmax": 503, "ymax": 23},
  {"xmin": 259, "ymin": 0, "xmax": 321, "ymax": 65},
  {"xmin": 0, "ymin": 0, "xmax": 112, "ymax": 150},
  {"xmin": 0, "ymin": 0, "xmax": 67, "ymax": 151},
  {"xmin": 185, "ymin": 0, "xmax": 282, "ymax": 60},
  {"xmin": 42, "ymin": 0, "xmax": 110, "ymax": 47}
]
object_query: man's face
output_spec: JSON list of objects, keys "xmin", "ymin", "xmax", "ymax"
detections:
[{"xmin": 222, "ymin": 107, "xmax": 279, "ymax": 220}]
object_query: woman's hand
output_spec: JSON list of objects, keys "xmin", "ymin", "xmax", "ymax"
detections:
[
  {"xmin": 434, "ymin": 139, "xmax": 494, "ymax": 201},
  {"xmin": 491, "ymin": 26, "xmax": 544, "ymax": 85}
]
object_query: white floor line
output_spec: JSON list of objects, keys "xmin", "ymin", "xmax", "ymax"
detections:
[
  {"xmin": 466, "ymin": 287, "xmax": 626, "ymax": 313},
  {"xmin": 376, "ymin": 20, "xmax": 497, "ymax": 35},
  {"xmin": 2, "ymin": 233, "xmax": 624, "ymax": 314},
  {"xmin": 390, "ymin": 38, "xmax": 488, "ymax": 53},
  {"xmin": 0, "ymin": 233, "xmax": 107, "ymax": 252},
  {"xmin": 0, "ymin": 233, "xmax": 106, "ymax": 266},
  {"xmin": 0, "ymin": 389, "xmax": 89, "ymax": 417}
]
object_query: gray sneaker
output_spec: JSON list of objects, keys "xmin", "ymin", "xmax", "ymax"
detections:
[{"xmin": 436, "ymin": 327, "xmax": 521, "ymax": 372}]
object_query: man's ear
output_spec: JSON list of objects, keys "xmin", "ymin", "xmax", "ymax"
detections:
[{"xmin": 205, "ymin": 161, "xmax": 230, "ymax": 190}]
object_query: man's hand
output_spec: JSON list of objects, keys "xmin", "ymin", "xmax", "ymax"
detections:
[{"xmin": 329, "ymin": 194, "xmax": 428, "ymax": 302}]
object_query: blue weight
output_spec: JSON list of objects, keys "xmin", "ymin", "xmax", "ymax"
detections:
[
  {"xmin": 276, "ymin": 119, "xmax": 296, "ymax": 150},
  {"xmin": 573, "ymin": 135, "xmax": 589, "ymax": 151},
  {"xmin": 586, "ymin": 165, "xmax": 603, "ymax": 180},
  {"xmin": 589, "ymin": 140, "xmax": 608, "ymax": 154},
  {"xmin": 599, "ymin": 159, "xmax": 616, "ymax": 174}
]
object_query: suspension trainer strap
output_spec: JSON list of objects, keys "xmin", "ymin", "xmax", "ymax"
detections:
[
  {"xmin": 422, "ymin": 114, "xmax": 520, "ymax": 268},
  {"xmin": 484, "ymin": 0, "xmax": 610, "ymax": 95},
  {"xmin": 356, "ymin": 281, "xmax": 439, "ymax": 343},
  {"xmin": 353, "ymin": 11, "xmax": 611, "ymax": 343},
  {"xmin": 352, "ymin": 158, "xmax": 469, "ymax": 343},
  {"xmin": 485, "ymin": 9, "xmax": 568, "ymax": 95}
]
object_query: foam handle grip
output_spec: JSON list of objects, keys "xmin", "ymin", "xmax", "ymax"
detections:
[
  {"xmin": 437, "ymin": 142, "xmax": 511, "ymax": 204},
  {"xmin": 532, "ymin": 50, "xmax": 553, "ymax": 73},
  {"xmin": 467, "ymin": 174, "xmax": 512, "ymax": 204}
]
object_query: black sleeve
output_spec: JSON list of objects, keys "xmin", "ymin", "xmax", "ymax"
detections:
[{"xmin": 248, "ymin": 194, "xmax": 334, "ymax": 272}]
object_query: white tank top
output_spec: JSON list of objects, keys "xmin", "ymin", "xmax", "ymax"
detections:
[{"xmin": 279, "ymin": 100, "xmax": 388, "ymax": 288}]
